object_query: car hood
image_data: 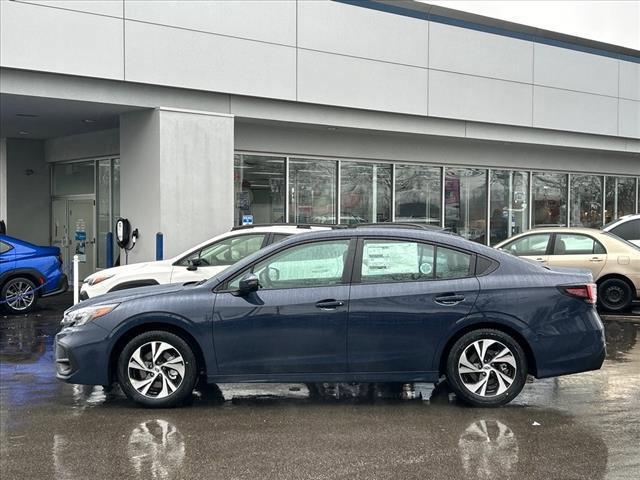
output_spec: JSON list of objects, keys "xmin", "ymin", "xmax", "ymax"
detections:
[
  {"xmin": 68, "ymin": 282, "xmax": 189, "ymax": 312},
  {"xmin": 84, "ymin": 260, "xmax": 173, "ymax": 282}
]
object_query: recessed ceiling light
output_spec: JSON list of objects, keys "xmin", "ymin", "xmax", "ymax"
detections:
[
  {"xmin": 16, "ymin": 113, "xmax": 39, "ymax": 118},
  {"xmin": 83, "ymin": 119, "xmax": 96, "ymax": 124},
  {"xmin": 18, "ymin": 131, "xmax": 30, "ymax": 135}
]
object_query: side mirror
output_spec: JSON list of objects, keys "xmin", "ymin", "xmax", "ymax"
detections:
[
  {"xmin": 187, "ymin": 258, "xmax": 202, "ymax": 271},
  {"xmin": 238, "ymin": 273, "xmax": 260, "ymax": 295}
]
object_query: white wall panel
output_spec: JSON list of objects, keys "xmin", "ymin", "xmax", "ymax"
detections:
[
  {"xmin": 0, "ymin": 0, "xmax": 123, "ymax": 80},
  {"xmin": 297, "ymin": 50, "xmax": 428, "ymax": 115},
  {"xmin": 298, "ymin": 1, "xmax": 428, "ymax": 67},
  {"xmin": 429, "ymin": 22, "xmax": 533, "ymax": 83},
  {"xmin": 534, "ymin": 44, "xmax": 618, "ymax": 97},
  {"xmin": 619, "ymin": 99, "xmax": 640, "ymax": 139},
  {"xmin": 125, "ymin": 0, "xmax": 295, "ymax": 46},
  {"xmin": 429, "ymin": 70, "xmax": 532, "ymax": 126},
  {"xmin": 125, "ymin": 21, "xmax": 296, "ymax": 101},
  {"xmin": 619, "ymin": 61, "xmax": 640, "ymax": 101},
  {"xmin": 19, "ymin": 0, "xmax": 123, "ymax": 17},
  {"xmin": 533, "ymin": 86, "xmax": 618, "ymax": 136}
]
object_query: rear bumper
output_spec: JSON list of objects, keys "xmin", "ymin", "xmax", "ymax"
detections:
[
  {"xmin": 535, "ymin": 308, "xmax": 606, "ymax": 379},
  {"xmin": 41, "ymin": 274, "xmax": 68, "ymax": 298}
]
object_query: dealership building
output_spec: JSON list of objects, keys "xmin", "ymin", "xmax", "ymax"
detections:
[{"xmin": 0, "ymin": 0, "xmax": 639, "ymax": 277}]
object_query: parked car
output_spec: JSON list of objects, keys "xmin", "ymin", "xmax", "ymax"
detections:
[
  {"xmin": 495, "ymin": 227, "xmax": 640, "ymax": 312},
  {"xmin": 80, "ymin": 224, "xmax": 332, "ymax": 299},
  {"xmin": 56, "ymin": 226, "xmax": 605, "ymax": 408},
  {"xmin": 603, "ymin": 214, "xmax": 640, "ymax": 247},
  {"xmin": 0, "ymin": 235, "xmax": 68, "ymax": 314}
]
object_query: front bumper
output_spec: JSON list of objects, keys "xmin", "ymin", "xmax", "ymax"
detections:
[
  {"xmin": 55, "ymin": 322, "xmax": 111, "ymax": 386},
  {"xmin": 41, "ymin": 274, "xmax": 68, "ymax": 298}
]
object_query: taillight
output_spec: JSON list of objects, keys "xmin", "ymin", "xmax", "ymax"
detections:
[{"xmin": 560, "ymin": 284, "xmax": 597, "ymax": 304}]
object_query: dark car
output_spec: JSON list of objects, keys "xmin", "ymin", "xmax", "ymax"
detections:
[
  {"xmin": 55, "ymin": 227, "xmax": 605, "ymax": 408},
  {"xmin": 1, "ymin": 235, "xmax": 68, "ymax": 314}
]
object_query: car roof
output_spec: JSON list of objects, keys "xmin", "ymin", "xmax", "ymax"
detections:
[{"xmin": 603, "ymin": 214, "xmax": 640, "ymax": 230}]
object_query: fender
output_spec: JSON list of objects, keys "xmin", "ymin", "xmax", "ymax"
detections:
[
  {"xmin": 104, "ymin": 311, "xmax": 218, "ymax": 378},
  {"xmin": 0, "ymin": 267, "xmax": 46, "ymax": 287},
  {"xmin": 431, "ymin": 310, "xmax": 536, "ymax": 373}
]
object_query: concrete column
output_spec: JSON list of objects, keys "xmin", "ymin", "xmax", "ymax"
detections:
[
  {"xmin": 0, "ymin": 138, "xmax": 6, "ymax": 223},
  {"xmin": 120, "ymin": 107, "xmax": 234, "ymax": 263}
]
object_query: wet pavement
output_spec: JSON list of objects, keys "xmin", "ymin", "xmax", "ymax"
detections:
[{"xmin": 1, "ymin": 294, "xmax": 639, "ymax": 480}]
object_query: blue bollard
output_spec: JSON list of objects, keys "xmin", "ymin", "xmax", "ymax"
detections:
[
  {"xmin": 106, "ymin": 232, "xmax": 114, "ymax": 268},
  {"xmin": 156, "ymin": 232, "xmax": 163, "ymax": 261}
]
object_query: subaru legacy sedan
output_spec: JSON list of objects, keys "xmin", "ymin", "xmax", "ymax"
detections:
[{"xmin": 55, "ymin": 227, "xmax": 605, "ymax": 408}]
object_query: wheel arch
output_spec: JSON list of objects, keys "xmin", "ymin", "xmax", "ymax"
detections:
[
  {"xmin": 437, "ymin": 321, "xmax": 538, "ymax": 378},
  {"xmin": 107, "ymin": 317, "xmax": 207, "ymax": 384},
  {"xmin": 596, "ymin": 273, "xmax": 635, "ymax": 291},
  {"xmin": 0, "ymin": 268, "xmax": 45, "ymax": 294}
]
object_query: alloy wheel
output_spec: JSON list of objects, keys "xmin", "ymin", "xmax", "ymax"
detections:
[
  {"xmin": 5, "ymin": 280, "xmax": 36, "ymax": 311},
  {"xmin": 457, "ymin": 339, "xmax": 517, "ymax": 397},
  {"xmin": 127, "ymin": 341, "xmax": 185, "ymax": 399}
]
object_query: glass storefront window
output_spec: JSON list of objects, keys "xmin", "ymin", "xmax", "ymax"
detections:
[
  {"xmin": 234, "ymin": 155, "xmax": 285, "ymax": 225},
  {"xmin": 570, "ymin": 175, "xmax": 603, "ymax": 228},
  {"xmin": 444, "ymin": 168, "xmax": 487, "ymax": 243},
  {"xmin": 340, "ymin": 162, "xmax": 391, "ymax": 224},
  {"xmin": 97, "ymin": 160, "xmax": 111, "ymax": 268},
  {"xmin": 489, "ymin": 170, "xmax": 529, "ymax": 245},
  {"xmin": 532, "ymin": 172, "xmax": 567, "ymax": 227},
  {"xmin": 394, "ymin": 165, "xmax": 441, "ymax": 225},
  {"xmin": 605, "ymin": 176, "xmax": 637, "ymax": 223},
  {"xmin": 289, "ymin": 159, "xmax": 336, "ymax": 224},
  {"xmin": 53, "ymin": 161, "xmax": 94, "ymax": 196}
]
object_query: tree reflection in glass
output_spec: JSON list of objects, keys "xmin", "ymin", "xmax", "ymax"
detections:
[{"xmin": 340, "ymin": 162, "xmax": 391, "ymax": 224}]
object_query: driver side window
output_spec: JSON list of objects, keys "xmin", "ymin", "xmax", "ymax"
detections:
[
  {"xmin": 177, "ymin": 234, "xmax": 266, "ymax": 267},
  {"xmin": 228, "ymin": 239, "xmax": 351, "ymax": 290}
]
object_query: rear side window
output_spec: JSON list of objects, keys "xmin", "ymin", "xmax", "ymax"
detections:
[
  {"xmin": 360, "ymin": 240, "xmax": 472, "ymax": 283},
  {"xmin": 361, "ymin": 240, "xmax": 434, "ymax": 283},
  {"xmin": 554, "ymin": 234, "xmax": 605, "ymax": 255},
  {"xmin": 0, "ymin": 241, "xmax": 12, "ymax": 254},
  {"xmin": 502, "ymin": 234, "xmax": 551, "ymax": 256},
  {"xmin": 610, "ymin": 219, "xmax": 640, "ymax": 242}
]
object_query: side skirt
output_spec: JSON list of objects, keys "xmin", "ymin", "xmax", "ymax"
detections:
[{"xmin": 207, "ymin": 371, "xmax": 440, "ymax": 384}]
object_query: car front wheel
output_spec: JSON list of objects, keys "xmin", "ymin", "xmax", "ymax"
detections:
[
  {"xmin": 598, "ymin": 278, "xmax": 633, "ymax": 312},
  {"xmin": 117, "ymin": 331, "xmax": 197, "ymax": 408},
  {"xmin": 446, "ymin": 329, "xmax": 527, "ymax": 407},
  {"xmin": 1, "ymin": 277, "xmax": 38, "ymax": 314}
]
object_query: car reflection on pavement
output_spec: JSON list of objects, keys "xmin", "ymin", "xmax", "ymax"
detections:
[{"xmin": 0, "ymin": 296, "xmax": 638, "ymax": 479}]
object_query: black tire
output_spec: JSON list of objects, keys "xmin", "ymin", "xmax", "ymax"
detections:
[
  {"xmin": 445, "ymin": 329, "xmax": 527, "ymax": 407},
  {"xmin": 1, "ymin": 277, "xmax": 38, "ymax": 314},
  {"xmin": 117, "ymin": 331, "xmax": 197, "ymax": 408},
  {"xmin": 598, "ymin": 278, "xmax": 633, "ymax": 312}
]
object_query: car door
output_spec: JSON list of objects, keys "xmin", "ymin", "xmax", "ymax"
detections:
[
  {"xmin": 170, "ymin": 233, "xmax": 268, "ymax": 283},
  {"xmin": 0, "ymin": 240, "xmax": 16, "ymax": 275},
  {"xmin": 348, "ymin": 238, "xmax": 479, "ymax": 373},
  {"xmin": 547, "ymin": 233, "xmax": 607, "ymax": 279},
  {"xmin": 212, "ymin": 238, "xmax": 354, "ymax": 375},
  {"xmin": 500, "ymin": 233, "xmax": 552, "ymax": 265}
]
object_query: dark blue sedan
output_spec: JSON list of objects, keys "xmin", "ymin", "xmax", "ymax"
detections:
[
  {"xmin": 1, "ymin": 235, "xmax": 68, "ymax": 314},
  {"xmin": 55, "ymin": 227, "xmax": 605, "ymax": 407}
]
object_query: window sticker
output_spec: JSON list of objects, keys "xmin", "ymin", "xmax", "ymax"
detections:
[{"xmin": 362, "ymin": 242, "xmax": 419, "ymax": 277}]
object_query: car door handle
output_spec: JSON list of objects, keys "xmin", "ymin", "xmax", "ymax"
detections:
[
  {"xmin": 434, "ymin": 294, "xmax": 465, "ymax": 306},
  {"xmin": 315, "ymin": 299, "xmax": 344, "ymax": 309},
  {"xmin": 589, "ymin": 257, "xmax": 603, "ymax": 262}
]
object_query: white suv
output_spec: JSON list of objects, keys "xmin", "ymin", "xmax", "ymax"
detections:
[
  {"xmin": 81, "ymin": 225, "xmax": 331, "ymax": 299},
  {"xmin": 603, "ymin": 214, "xmax": 640, "ymax": 247}
]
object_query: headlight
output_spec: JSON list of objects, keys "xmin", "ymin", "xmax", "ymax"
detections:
[
  {"xmin": 61, "ymin": 304, "xmax": 119, "ymax": 327},
  {"xmin": 86, "ymin": 273, "xmax": 115, "ymax": 286}
]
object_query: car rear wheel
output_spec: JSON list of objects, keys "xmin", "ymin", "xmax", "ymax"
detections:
[
  {"xmin": 598, "ymin": 278, "xmax": 633, "ymax": 312},
  {"xmin": 117, "ymin": 331, "xmax": 197, "ymax": 408},
  {"xmin": 1, "ymin": 277, "xmax": 38, "ymax": 314},
  {"xmin": 446, "ymin": 329, "xmax": 527, "ymax": 407}
]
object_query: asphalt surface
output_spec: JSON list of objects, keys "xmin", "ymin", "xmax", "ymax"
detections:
[{"xmin": 1, "ymin": 294, "xmax": 639, "ymax": 480}]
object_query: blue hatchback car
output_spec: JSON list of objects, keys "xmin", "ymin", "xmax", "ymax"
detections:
[
  {"xmin": 0, "ymin": 235, "xmax": 68, "ymax": 314},
  {"xmin": 55, "ymin": 227, "xmax": 605, "ymax": 408}
]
